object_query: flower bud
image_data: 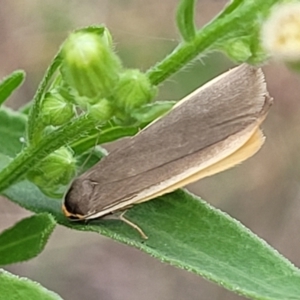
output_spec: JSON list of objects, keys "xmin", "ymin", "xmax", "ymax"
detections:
[
  {"xmin": 99, "ymin": 27, "xmax": 113, "ymax": 49},
  {"xmin": 27, "ymin": 147, "xmax": 77, "ymax": 195},
  {"xmin": 113, "ymin": 69, "xmax": 157, "ymax": 113},
  {"xmin": 220, "ymin": 32, "xmax": 268, "ymax": 64},
  {"xmin": 41, "ymin": 89, "xmax": 75, "ymax": 126},
  {"xmin": 88, "ymin": 98, "xmax": 114, "ymax": 122},
  {"xmin": 261, "ymin": 2, "xmax": 300, "ymax": 62},
  {"xmin": 77, "ymin": 26, "xmax": 113, "ymax": 48},
  {"xmin": 60, "ymin": 29, "xmax": 121, "ymax": 100},
  {"xmin": 221, "ymin": 37, "xmax": 252, "ymax": 62}
]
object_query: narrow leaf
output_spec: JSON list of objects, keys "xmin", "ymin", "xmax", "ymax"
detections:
[
  {"xmin": 0, "ymin": 213, "xmax": 56, "ymax": 265},
  {"xmin": 0, "ymin": 107, "xmax": 27, "ymax": 157},
  {"xmin": 0, "ymin": 269, "xmax": 63, "ymax": 300},
  {"xmin": 1, "ymin": 150, "xmax": 300, "ymax": 300},
  {"xmin": 176, "ymin": 0, "xmax": 196, "ymax": 42},
  {"xmin": 0, "ymin": 70, "xmax": 25, "ymax": 106}
]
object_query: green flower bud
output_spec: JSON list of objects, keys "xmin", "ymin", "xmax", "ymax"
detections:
[
  {"xmin": 60, "ymin": 29, "xmax": 122, "ymax": 99},
  {"xmin": 27, "ymin": 147, "xmax": 76, "ymax": 193},
  {"xmin": 113, "ymin": 69, "xmax": 157, "ymax": 113},
  {"xmin": 41, "ymin": 89, "xmax": 75, "ymax": 126},
  {"xmin": 100, "ymin": 27, "xmax": 113, "ymax": 49},
  {"xmin": 220, "ymin": 33, "xmax": 268, "ymax": 64},
  {"xmin": 75, "ymin": 26, "xmax": 113, "ymax": 48},
  {"xmin": 88, "ymin": 98, "xmax": 114, "ymax": 122},
  {"xmin": 221, "ymin": 37, "xmax": 253, "ymax": 62}
]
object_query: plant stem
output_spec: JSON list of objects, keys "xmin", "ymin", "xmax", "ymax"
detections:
[
  {"xmin": 176, "ymin": 0, "xmax": 196, "ymax": 42},
  {"xmin": 27, "ymin": 54, "xmax": 61, "ymax": 144},
  {"xmin": 0, "ymin": 115, "xmax": 96, "ymax": 193},
  {"xmin": 145, "ymin": 0, "xmax": 278, "ymax": 86},
  {"xmin": 145, "ymin": 20, "xmax": 232, "ymax": 85},
  {"xmin": 1, "ymin": 0, "xmax": 280, "ymax": 194}
]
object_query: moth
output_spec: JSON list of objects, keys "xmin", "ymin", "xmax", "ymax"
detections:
[{"xmin": 63, "ymin": 64, "xmax": 273, "ymax": 237}]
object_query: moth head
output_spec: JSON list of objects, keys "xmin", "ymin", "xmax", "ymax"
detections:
[{"xmin": 62, "ymin": 179, "xmax": 97, "ymax": 220}]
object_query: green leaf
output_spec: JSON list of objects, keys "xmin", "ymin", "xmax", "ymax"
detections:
[
  {"xmin": 0, "ymin": 70, "xmax": 25, "ymax": 106},
  {"xmin": 1, "ymin": 153, "xmax": 300, "ymax": 300},
  {"xmin": 0, "ymin": 269, "xmax": 63, "ymax": 300},
  {"xmin": 0, "ymin": 107, "xmax": 27, "ymax": 157},
  {"xmin": 176, "ymin": 0, "xmax": 196, "ymax": 42},
  {"xmin": 0, "ymin": 214, "xmax": 56, "ymax": 265}
]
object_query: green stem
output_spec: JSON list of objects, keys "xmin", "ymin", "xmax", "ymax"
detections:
[
  {"xmin": 145, "ymin": 0, "xmax": 278, "ymax": 86},
  {"xmin": 27, "ymin": 53, "xmax": 61, "ymax": 143},
  {"xmin": 0, "ymin": 115, "xmax": 96, "ymax": 192},
  {"xmin": 176, "ymin": 0, "xmax": 196, "ymax": 42},
  {"xmin": 1, "ymin": 0, "xmax": 280, "ymax": 194},
  {"xmin": 145, "ymin": 19, "xmax": 233, "ymax": 85}
]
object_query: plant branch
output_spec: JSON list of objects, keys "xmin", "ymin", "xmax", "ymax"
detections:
[
  {"xmin": 26, "ymin": 53, "xmax": 61, "ymax": 144},
  {"xmin": 146, "ymin": 0, "xmax": 278, "ymax": 85},
  {"xmin": 0, "ymin": 115, "xmax": 96, "ymax": 193}
]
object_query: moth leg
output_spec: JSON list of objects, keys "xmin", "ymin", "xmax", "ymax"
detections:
[{"xmin": 118, "ymin": 211, "xmax": 148, "ymax": 240}]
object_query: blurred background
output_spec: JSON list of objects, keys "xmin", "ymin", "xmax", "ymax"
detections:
[{"xmin": 1, "ymin": 0, "xmax": 300, "ymax": 299}]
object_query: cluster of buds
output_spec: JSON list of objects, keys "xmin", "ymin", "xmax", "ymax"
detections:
[
  {"xmin": 40, "ymin": 87, "xmax": 75, "ymax": 126},
  {"xmin": 27, "ymin": 147, "xmax": 77, "ymax": 198},
  {"xmin": 39, "ymin": 26, "xmax": 159, "ymax": 127},
  {"xmin": 28, "ymin": 26, "xmax": 163, "ymax": 196}
]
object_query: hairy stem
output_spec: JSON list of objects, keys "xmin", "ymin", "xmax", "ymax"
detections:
[{"xmin": 0, "ymin": 115, "xmax": 96, "ymax": 192}]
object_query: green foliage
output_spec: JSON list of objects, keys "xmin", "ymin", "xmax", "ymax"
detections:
[
  {"xmin": 0, "ymin": 269, "xmax": 63, "ymax": 300},
  {"xmin": 1, "ymin": 160, "xmax": 300, "ymax": 299},
  {"xmin": 0, "ymin": 214, "xmax": 56, "ymax": 265},
  {"xmin": 0, "ymin": 70, "xmax": 25, "ymax": 106},
  {"xmin": 0, "ymin": 1, "xmax": 298, "ymax": 300},
  {"xmin": 0, "ymin": 107, "xmax": 27, "ymax": 157}
]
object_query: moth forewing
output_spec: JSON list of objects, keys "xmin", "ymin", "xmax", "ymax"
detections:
[
  {"xmin": 135, "ymin": 128, "xmax": 265, "ymax": 205},
  {"xmin": 63, "ymin": 64, "xmax": 273, "ymax": 223},
  {"xmin": 172, "ymin": 64, "xmax": 265, "ymax": 110},
  {"xmin": 140, "ymin": 64, "xmax": 266, "ymax": 132},
  {"xmin": 84, "ymin": 117, "xmax": 266, "ymax": 220}
]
